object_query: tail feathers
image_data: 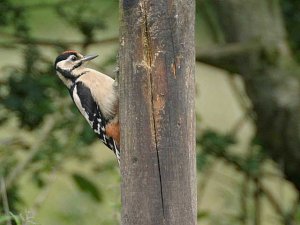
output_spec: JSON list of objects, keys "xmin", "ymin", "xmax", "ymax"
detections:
[
  {"xmin": 98, "ymin": 134, "xmax": 120, "ymax": 165},
  {"xmin": 113, "ymin": 140, "xmax": 120, "ymax": 165}
]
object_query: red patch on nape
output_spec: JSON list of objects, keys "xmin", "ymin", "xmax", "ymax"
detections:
[{"xmin": 62, "ymin": 50, "xmax": 78, "ymax": 55}]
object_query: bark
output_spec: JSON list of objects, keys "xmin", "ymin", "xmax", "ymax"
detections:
[
  {"xmin": 119, "ymin": 0, "xmax": 196, "ymax": 225},
  {"xmin": 199, "ymin": 0, "xmax": 300, "ymax": 190}
]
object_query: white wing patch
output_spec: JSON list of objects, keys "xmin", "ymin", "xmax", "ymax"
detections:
[{"xmin": 72, "ymin": 85, "xmax": 93, "ymax": 127}]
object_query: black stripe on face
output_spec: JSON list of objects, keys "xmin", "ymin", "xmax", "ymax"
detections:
[
  {"xmin": 56, "ymin": 67, "xmax": 76, "ymax": 83},
  {"xmin": 70, "ymin": 61, "xmax": 83, "ymax": 71}
]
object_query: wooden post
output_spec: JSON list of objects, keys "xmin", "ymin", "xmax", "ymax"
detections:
[{"xmin": 119, "ymin": 1, "xmax": 196, "ymax": 225}]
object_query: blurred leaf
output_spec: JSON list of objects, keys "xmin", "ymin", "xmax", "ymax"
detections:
[
  {"xmin": 197, "ymin": 210, "xmax": 210, "ymax": 220},
  {"xmin": 296, "ymin": 205, "xmax": 300, "ymax": 222},
  {"xmin": 9, "ymin": 212, "xmax": 21, "ymax": 225},
  {"xmin": 0, "ymin": 215, "xmax": 11, "ymax": 224},
  {"xmin": 72, "ymin": 173, "xmax": 102, "ymax": 202},
  {"xmin": 0, "ymin": 0, "xmax": 14, "ymax": 26},
  {"xmin": 79, "ymin": 122, "xmax": 97, "ymax": 145},
  {"xmin": 244, "ymin": 151, "xmax": 265, "ymax": 174},
  {"xmin": 198, "ymin": 130, "xmax": 236, "ymax": 155},
  {"xmin": 281, "ymin": 0, "xmax": 300, "ymax": 62},
  {"xmin": 250, "ymin": 135, "xmax": 263, "ymax": 147},
  {"xmin": 56, "ymin": 2, "xmax": 106, "ymax": 42},
  {"xmin": 198, "ymin": 130, "xmax": 249, "ymax": 173},
  {"xmin": 92, "ymin": 160, "xmax": 117, "ymax": 173},
  {"xmin": 2, "ymin": 69, "xmax": 55, "ymax": 129},
  {"xmin": 0, "ymin": 185, "xmax": 22, "ymax": 213},
  {"xmin": 31, "ymin": 171, "xmax": 46, "ymax": 188},
  {"xmin": 12, "ymin": 6, "xmax": 30, "ymax": 38},
  {"xmin": 196, "ymin": 150, "xmax": 209, "ymax": 171}
]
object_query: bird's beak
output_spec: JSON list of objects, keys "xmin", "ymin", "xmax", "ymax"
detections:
[{"xmin": 81, "ymin": 54, "xmax": 98, "ymax": 63}]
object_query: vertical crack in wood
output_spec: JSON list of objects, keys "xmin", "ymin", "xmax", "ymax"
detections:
[{"xmin": 142, "ymin": 2, "xmax": 165, "ymax": 218}]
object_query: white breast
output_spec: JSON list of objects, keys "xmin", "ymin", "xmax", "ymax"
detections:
[{"xmin": 76, "ymin": 69, "xmax": 118, "ymax": 119}]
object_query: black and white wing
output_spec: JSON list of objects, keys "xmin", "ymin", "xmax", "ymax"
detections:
[{"xmin": 70, "ymin": 81, "xmax": 120, "ymax": 161}]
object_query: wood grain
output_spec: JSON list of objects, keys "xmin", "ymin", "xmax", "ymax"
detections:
[{"xmin": 119, "ymin": 1, "xmax": 196, "ymax": 224}]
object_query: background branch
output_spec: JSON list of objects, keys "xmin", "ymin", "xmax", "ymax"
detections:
[
  {"xmin": 196, "ymin": 41, "xmax": 263, "ymax": 73},
  {"xmin": 0, "ymin": 177, "xmax": 12, "ymax": 225}
]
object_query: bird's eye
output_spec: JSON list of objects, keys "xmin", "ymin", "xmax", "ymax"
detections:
[{"xmin": 71, "ymin": 55, "xmax": 77, "ymax": 61}]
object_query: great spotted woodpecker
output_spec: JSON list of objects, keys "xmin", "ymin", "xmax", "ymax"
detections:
[{"xmin": 54, "ymin": 50, "xmax": 120, "ymax": 162}]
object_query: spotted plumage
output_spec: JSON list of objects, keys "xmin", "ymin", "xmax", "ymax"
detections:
[{"xmin": 54, "ymin": 51, "xmax": 120, "ymax": 163}]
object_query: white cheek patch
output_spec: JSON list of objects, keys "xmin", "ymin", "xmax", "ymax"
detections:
[
  {"xmin": 56, "ymin": 61, "xmax": 65, "ymax": 70},
  {"xmin": 57, "ymin": 60, "xmax": 73, "ymax": 71}
]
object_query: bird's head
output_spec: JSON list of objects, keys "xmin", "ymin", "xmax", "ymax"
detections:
[{"xmin": 54, "ymin": 50, "xmax": 98, "ymax": 88}]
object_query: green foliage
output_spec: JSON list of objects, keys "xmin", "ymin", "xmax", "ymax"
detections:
[
  {"xmin": 0, "ymin": 215, "xmax": 11, "ymax": 224},
  {"xmin": 9, "ymin": 212, "xmax": 21, "ymax": 225},
  {"xmin": 197, "ymin": 210, "xmax": 210, "ymax": 220},
  {"xmin": 198, "ymin": 130, "xmax": 267, "ymax": 177},
  {"xmin": 72, "ymin": 173, "xmax": 103, "ymax": 202},
  {"xmin": 6, "ymin": 186, "xmax": 23, "ymax": 213},
  {"xmin": 281, "ymin": 0, "xmax": 300, "ymax": 62},
  {"xmin": 0, "ymin": 0, "xmax": 30, "ymax": 38},
  {"xmin": 0, "ymin": 213, "xmax": 21, "ymax": 225},
  {"xmin": 3, "ymin": 71, "xmax": 55, "ymax": 129},
  {"xmin": 0, "ymin": 44, "xmax": 64, "ymax": 128},
  {"xmin": 0, "ymin": 0, "xmax": 14, "ymax": 26},
  {"xmin": 199, "ymin": 130, "xmax": 236, "ymax": 155},
  {"xmin": 196, "ymin": 150, "xmax": 210, "ymax": 171},
  {"xmin": 56, "ymin": 3, "xmax": 106, "ymax": 43},
  {"xmin": 0, "ymin": 1, "xmax": 119, "ymax": 224}
]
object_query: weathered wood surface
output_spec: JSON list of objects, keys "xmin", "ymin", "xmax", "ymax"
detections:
[{"xmin": 119, "ymin": 0, "xmax": 196, "ymax": 224}]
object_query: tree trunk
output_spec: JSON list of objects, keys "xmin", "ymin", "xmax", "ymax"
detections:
[
  {"xmin": 199, "ymin": 0, "xmax": 300, "ymax": 190},
  {"xmin": 119, "ymin": 0, "xmax": 196, "ymax": 225}
]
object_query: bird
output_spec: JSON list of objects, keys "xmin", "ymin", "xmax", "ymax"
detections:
[{"xmin": 54, "ymin": 50, "xmax": 120, "ymax": 162}]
